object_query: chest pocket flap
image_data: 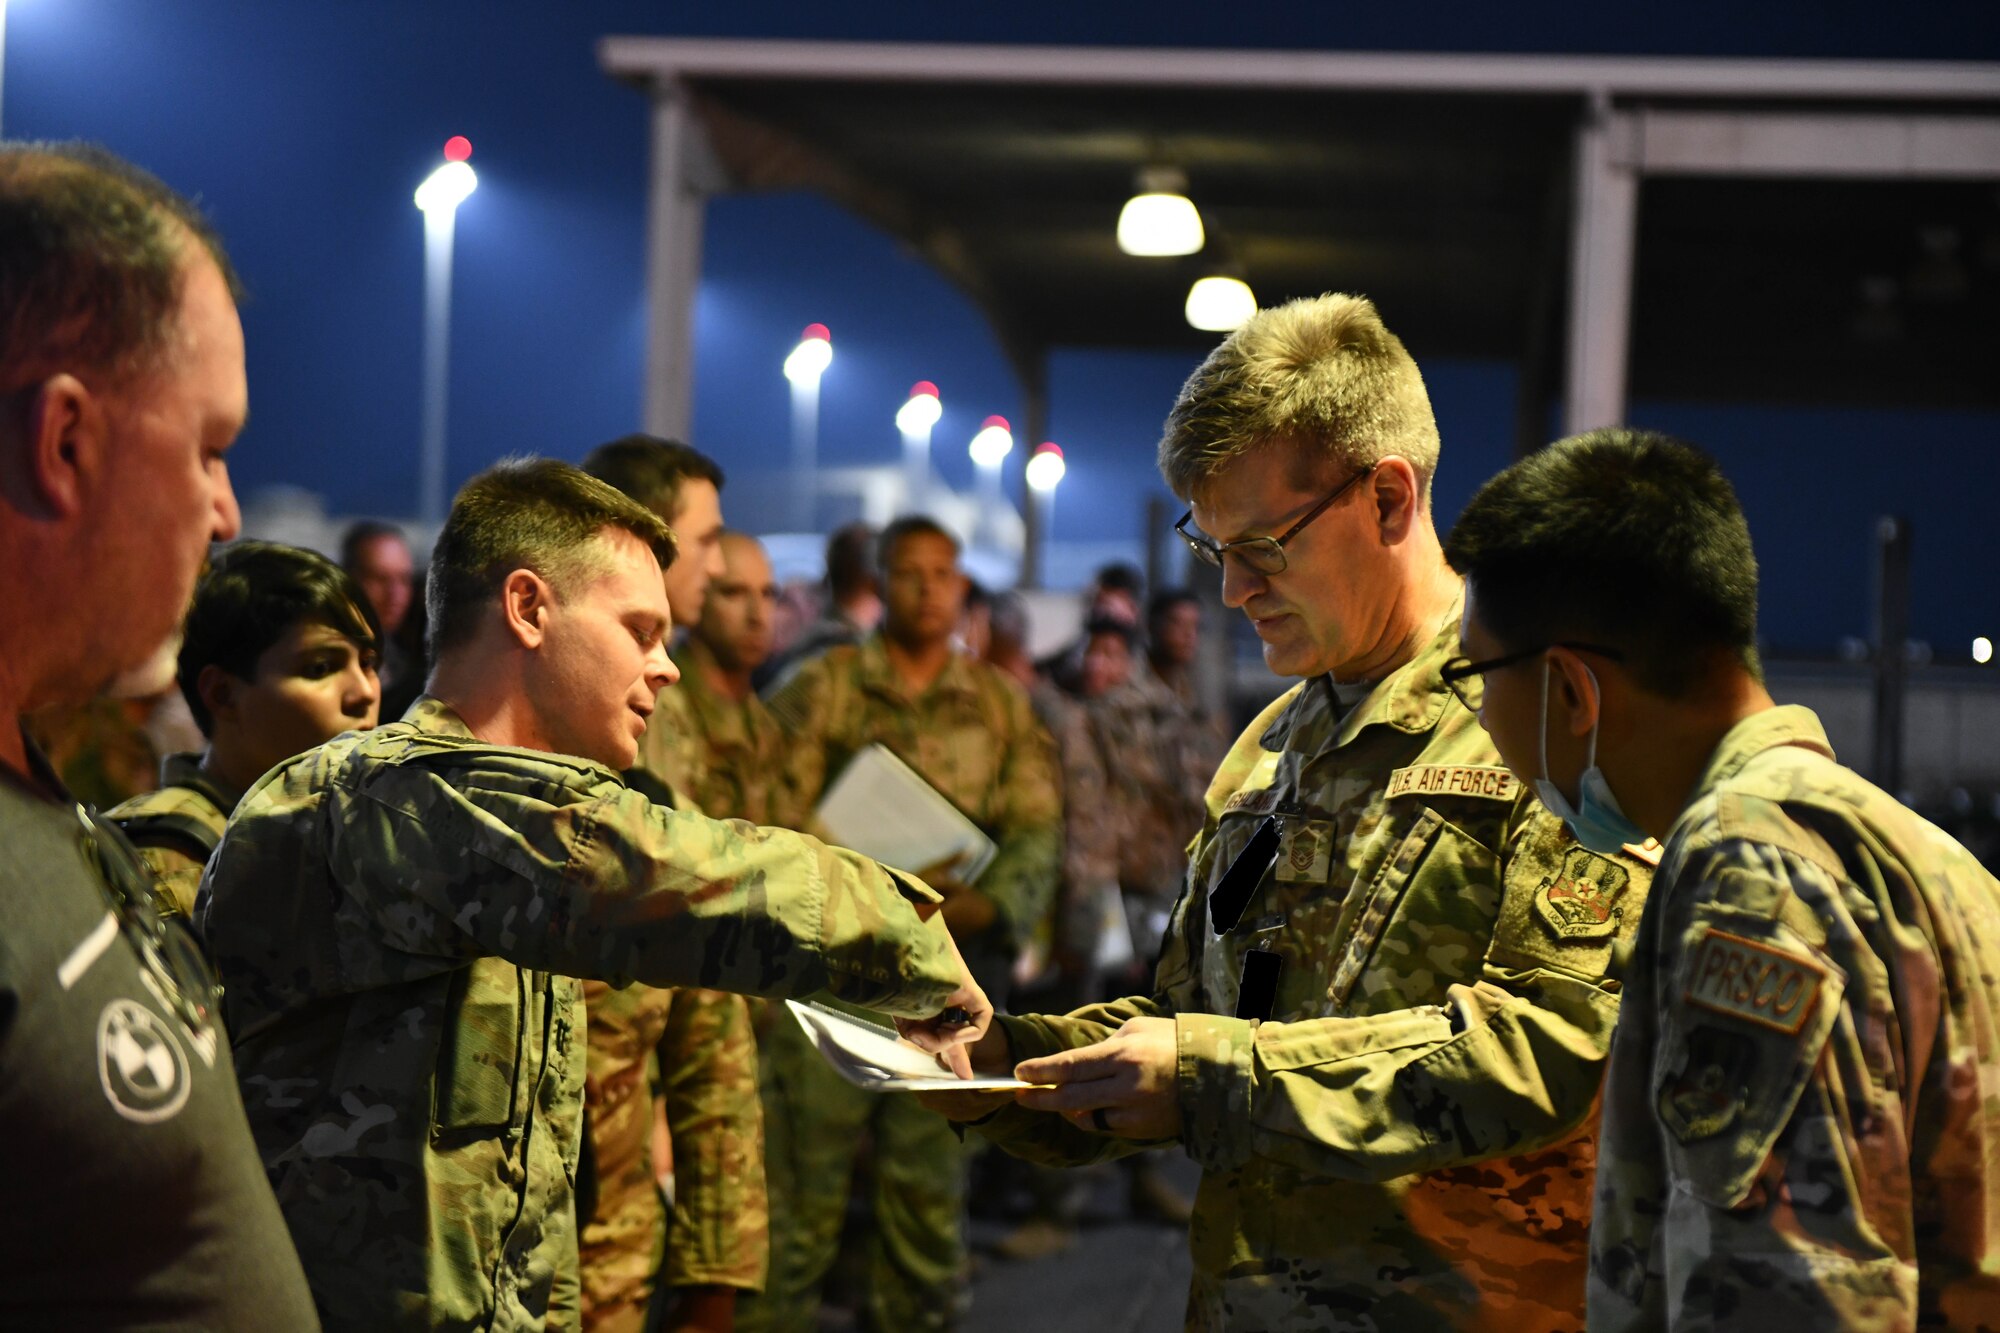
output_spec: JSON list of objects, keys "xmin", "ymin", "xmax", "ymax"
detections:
[{"xmin": 431, "ymin": 956, "xmax": 528, "ymax": 1139}]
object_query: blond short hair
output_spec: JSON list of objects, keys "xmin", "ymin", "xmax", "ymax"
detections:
[{"xmin": 1157, "ymin": 293, "xmax": 1441, "ymax": 503}]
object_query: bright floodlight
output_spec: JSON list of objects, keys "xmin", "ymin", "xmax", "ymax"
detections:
[
  {"xmin": 1186, "ymin": 275, "xmax": 1257, "ymax": 332},
  {"xmin": 969, "ymin": 415, "xmax": 1013, "ymax": 467},
  {"xmin": 1026, "ymin": 443, "xmax": 1066, "ymax": 492},
  {"xmin": 1977, "ymin": 636, "xmax": 1994, "ymax": 665},
  {"xmin": 415, "ymin": 159, "xmax": 478, "ymax": 215},
  {"xmin": 896, "ymin": 382, "xmax": 943, "ymax": 433},
  {"xmin": 1117, "ymin": 166, "xmax": 1204, "ymax": 257},
  {"xmin": 784, "ymin": 324, "xmax": 833, "ymax": 385}
]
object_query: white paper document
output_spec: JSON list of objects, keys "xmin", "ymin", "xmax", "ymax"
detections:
[
  {"xmin": 814, "ymin": 744, "xmax": 997, "ymax": 883},
  {"xmin": 786, "ymin": 1000, "xmax": 1035, "ymax": 1092}
]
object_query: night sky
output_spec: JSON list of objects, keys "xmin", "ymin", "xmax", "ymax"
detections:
[{"xmin": 6, "ymin": 1, "xmax": 1997, "ymax": 654}]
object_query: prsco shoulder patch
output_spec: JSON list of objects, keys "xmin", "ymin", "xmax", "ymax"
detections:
[
  {"xmin": 1385, "ymin": 764, "xmax": 1519, "ymax": 802},
  {"xmin": 1683, "ymin": 928, "xmax": 1826, "ymax": 1035},
  {"xmin": 1532, "ymin": 847, "xmax": 1629, "ymax": 942}
]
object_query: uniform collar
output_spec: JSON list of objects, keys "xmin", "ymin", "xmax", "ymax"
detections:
[
  {"xmin": 1258, "ymin": 588, "xmax": 1463, "ymax": 754},
  {"xmin": 856, "ymin": 633, "xmax": 981, "ymax": 706},
  {"xmin": 159, "ymin": 751, "xmax": 244, "ymax": 817},
  {"xmin": 1690, "ymin": 704, "xmax": 1835, "ymax": 797},
  {"xmin": 674, "ymin": 638, "xmax": 771, "ymax": 748},
  {"xmin": 401, "ymin": 694, "xmax": 480, "ymax": 740}
]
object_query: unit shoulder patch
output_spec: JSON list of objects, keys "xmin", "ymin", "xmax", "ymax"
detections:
[
  {"xmin": 1384, "ymin": 764, "xmax": 1519, "ymax": 802},
  {"xmin": 1657, "ymin": 1024, "xmax": 1758, "ymax": 1143},
  {"xmin": 1532, "ymin": 847, "xmax": 1630, "ymax": 942},
  {"xmin": 1682, "ymin": 927, "xmax": 1826, "ymax": 1035}
]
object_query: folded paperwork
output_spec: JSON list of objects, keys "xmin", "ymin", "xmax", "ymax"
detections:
[
  {"xmin": 815, "ymin": 744, "xmax": 997, "ymax": 883},
  {"xmin": 787, "ymin": 1000, "xmax": 1036, "ymax": 1092}
]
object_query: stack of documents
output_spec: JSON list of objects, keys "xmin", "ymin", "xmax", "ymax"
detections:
[
  {"xmin": 787, "ymin": 1001, "xmax": 1034, "ymax": 1091},
  {"xmin": 814, "ymin": 744, "xmax": 997, "ymax": 882}
]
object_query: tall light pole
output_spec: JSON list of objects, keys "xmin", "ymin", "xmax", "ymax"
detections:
[
  {"xmin": 414, "ymin": 137, "xmax": 477, "ymax": 525},
  {"xmin": 1, "ymin": 0, "xmax": 12, "ymax": 137},
  {"xmin": 782, "ymin": 323, "xmax": 831, "ymax": 531},
  {"xmin": 895, "ymin": 381, "xmax": 941, "ymax": 513},
  {"xmin": 1025, "ymin": 442, "xmax": 1066, "ymax": 581},
  {"xmin": 968, "ymin": 415, "xmax": 1013, "ymax": 544}
]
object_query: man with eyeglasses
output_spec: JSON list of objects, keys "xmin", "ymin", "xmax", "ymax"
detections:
[
  {"xmin": 1444, "ymin": 429, "xmax": 2000, "ymax": 1329},
  {"xmin": 925, "ymin": 293, "xmax": 1653, "ymax": 1331},
  {"xmin": 0, "ymin": 144, "xmax": 320, "ymax": 1325}
]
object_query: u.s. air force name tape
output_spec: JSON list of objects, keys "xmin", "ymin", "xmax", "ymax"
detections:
[
  {"xmin": 1385, "ymin": 764, "xmax": 1519, "ymax": 801},
  {"xmin": 1682, "ymin": 927, "xmax": 1827, "ymax": 1035}
]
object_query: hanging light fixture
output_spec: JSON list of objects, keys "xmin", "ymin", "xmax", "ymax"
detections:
[
  {"xmin": 1185, "ymin": 274, "xmax": 1257, "ymax": 332},
  {"xmin": 1116, "ymin": 166, "xmax": 1204, "ymax": 257}
]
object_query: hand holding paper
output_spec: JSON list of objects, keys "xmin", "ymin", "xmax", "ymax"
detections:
[{"xmin": 787, "ymin": 1001, "xmax": 1031, "ymax": 1092}]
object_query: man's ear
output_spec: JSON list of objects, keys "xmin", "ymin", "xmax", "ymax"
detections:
[
  {"xmin": 500, "ymin": 569, "xmax": 553, "ymax": 649},
  {"xmin": 1371, "ymin": 456, "xmax": 1422, "ymax": 545},
  {"xmin": 7, "ymin": 374, "xmax": 101, "ymax": 519},
  {"xmin": 197, "ymin": 664, "xmax": 240, "ymax": 726},
  {"xmin": 1546, "ymin": 647, "xmax": 1601, "ymax": 738}
]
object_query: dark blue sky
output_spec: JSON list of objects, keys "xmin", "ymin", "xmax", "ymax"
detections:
[{"xmin": 7, "ymin": 0, "xmax": 1998, "ymax": 653}]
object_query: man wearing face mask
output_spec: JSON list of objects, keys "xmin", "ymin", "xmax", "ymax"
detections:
[
  {"xmin": 108, "ymin": 541, "xmax": 383, "ymax": 919},
  {"xmin": 927, "ymin": 294, "xmax": 1653, "ymax": 1331},
  {"xmin": 1443, "ymin": 429, "xmax": 2000, "ymax": 1330}
]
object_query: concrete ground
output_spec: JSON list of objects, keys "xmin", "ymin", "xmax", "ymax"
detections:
[{"xmin": 963, "ymin": 1152, "xmax": 1197, "ymax": 1333}]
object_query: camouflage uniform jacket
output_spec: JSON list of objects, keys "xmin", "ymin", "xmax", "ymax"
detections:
[
  {"xmin": 581, "ymin": 710, "xmax": 770, "ymax": 1330},
  {"xmin": 1588, "ymin": 705, "xmax": 2000, "ymax": 1330},
  {"xmin": 1029, "ymin": 682, "xmax": 1120, "ymax": 961},
  {"xmin": 577, "ymin": 978, "xmax": 765, "ymax": 1328},
  {"xmin": 647, "ymin": 637, "xmax": 806, "ymax": 831},
  {"xmin": 768, "ymin": 637, "xmax": 1062, "ymax": 960},
  {"xmin": 978, "ymin": 602, "xmax": 1655, "ymax": 1332},
  {"xmin": 106, "ymin": 751, "xmax": 240, "ymax": 919},
  {"xmin": 198, "ymin": 696, "xmax": 960, "ymax": 1333},
  {"xmin": 1117, "ymin": 659, "xmax": 1230, "ymax": 900}
]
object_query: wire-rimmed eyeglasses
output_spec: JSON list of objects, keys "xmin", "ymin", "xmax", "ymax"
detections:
[{"xmin": 1173, "ymin": 464, "xmax": 1376, "ymax": 577}]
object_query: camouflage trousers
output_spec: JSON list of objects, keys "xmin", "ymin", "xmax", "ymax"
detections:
[{"xmin": 737, "ymin": 1016, "xmax": 968, "ymax": 1333}]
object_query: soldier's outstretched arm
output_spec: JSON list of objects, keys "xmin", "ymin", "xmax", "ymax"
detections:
[{"xmin": 340, "ymin": 754, "xmax": 973, "ymax": 1022}]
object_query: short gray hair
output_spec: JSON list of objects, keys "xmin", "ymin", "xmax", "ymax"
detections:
[{"xmin": 1158, "ymin": 292, "xmax": 1440, "ymax": 503}]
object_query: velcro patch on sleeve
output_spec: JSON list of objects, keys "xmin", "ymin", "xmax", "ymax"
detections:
[
  {"xmin": 1385, "ymin": 764, "xmax": 1520, "ymax": 802},
  {"xmin": 1682, "ymin": 928, "xmax": 1826, "ymax": 1035}
]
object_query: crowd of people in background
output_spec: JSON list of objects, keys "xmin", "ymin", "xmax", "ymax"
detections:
[{"xmin": 10, "ymin": 137, "xmax": 2000, "ymax": 1333}]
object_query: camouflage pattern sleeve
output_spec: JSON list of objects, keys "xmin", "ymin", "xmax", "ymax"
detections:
[
  {"xmin": 976, "ymin": 683, "xmax": 1064, "ymax": 954},
  {"xmin": 1595, "ymin": 827, "xmax": 1958, "ymax": 1329},
  {"xmin": 330, "ymin": 753, "xmax": 961, "ymax": 1016},
  {"xmin": 765, "ymin": 654, "xmax": 835, "ymax": 821},
  {"xmin": 656, "ymin": 988, "xmax": 768, "ymax": 1292},
  {"xmin": 1171, "ymin": 801, "xmax": 1644, "ymax": 1182}
]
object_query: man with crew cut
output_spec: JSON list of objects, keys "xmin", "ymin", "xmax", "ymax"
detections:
[
  {"xmin": 1442, "ymin": 428, "xmax": 2000, "ymax": 1329},
  {"xmin": 201, "ymin": 458, "xmax": 987, "ymax": 1332}
]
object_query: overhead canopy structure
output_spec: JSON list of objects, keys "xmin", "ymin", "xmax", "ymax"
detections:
[{"xmin": 600, "ymin": 38, "xmax": 2000, "ymax": 579}]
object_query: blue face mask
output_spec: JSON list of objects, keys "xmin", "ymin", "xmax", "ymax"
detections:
[{"xmin": 1534, "ymin": 657, "xmax": 1645, "ymax": 855}]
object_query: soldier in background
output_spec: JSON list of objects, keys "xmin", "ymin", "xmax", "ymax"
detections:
[
  {"xmin": 201, "ymin": 459, "xmax": 986, "ymax": 1331},
  {"xmin": 674, "ymin": 530, "xmax": 805, "ymax": 829},
  {"xmin": 749, "ymin": 517, "xmax": 1061, "ymax": 1333},
  {"xmin": 929, "ymin": 293, "xmax": 1653, "ymax": 1331},
  {"xmin": 108, "ymin": 541, "xmax": 382, "ymax": 917},
  {"xmin": 756, "ymin": 520, "xmax": 881, "ymax": 692},
  {"xmin": 580, "ymin": 440, "xmax": 767, "ymax": 1333},
  {"xmin": 1443, "ymin": 429, "xmax": 2000, "ymax": 1329},
  {"xmin": 1108, "ymin": 589, "xmax": 1231, "ymax": 970}
]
